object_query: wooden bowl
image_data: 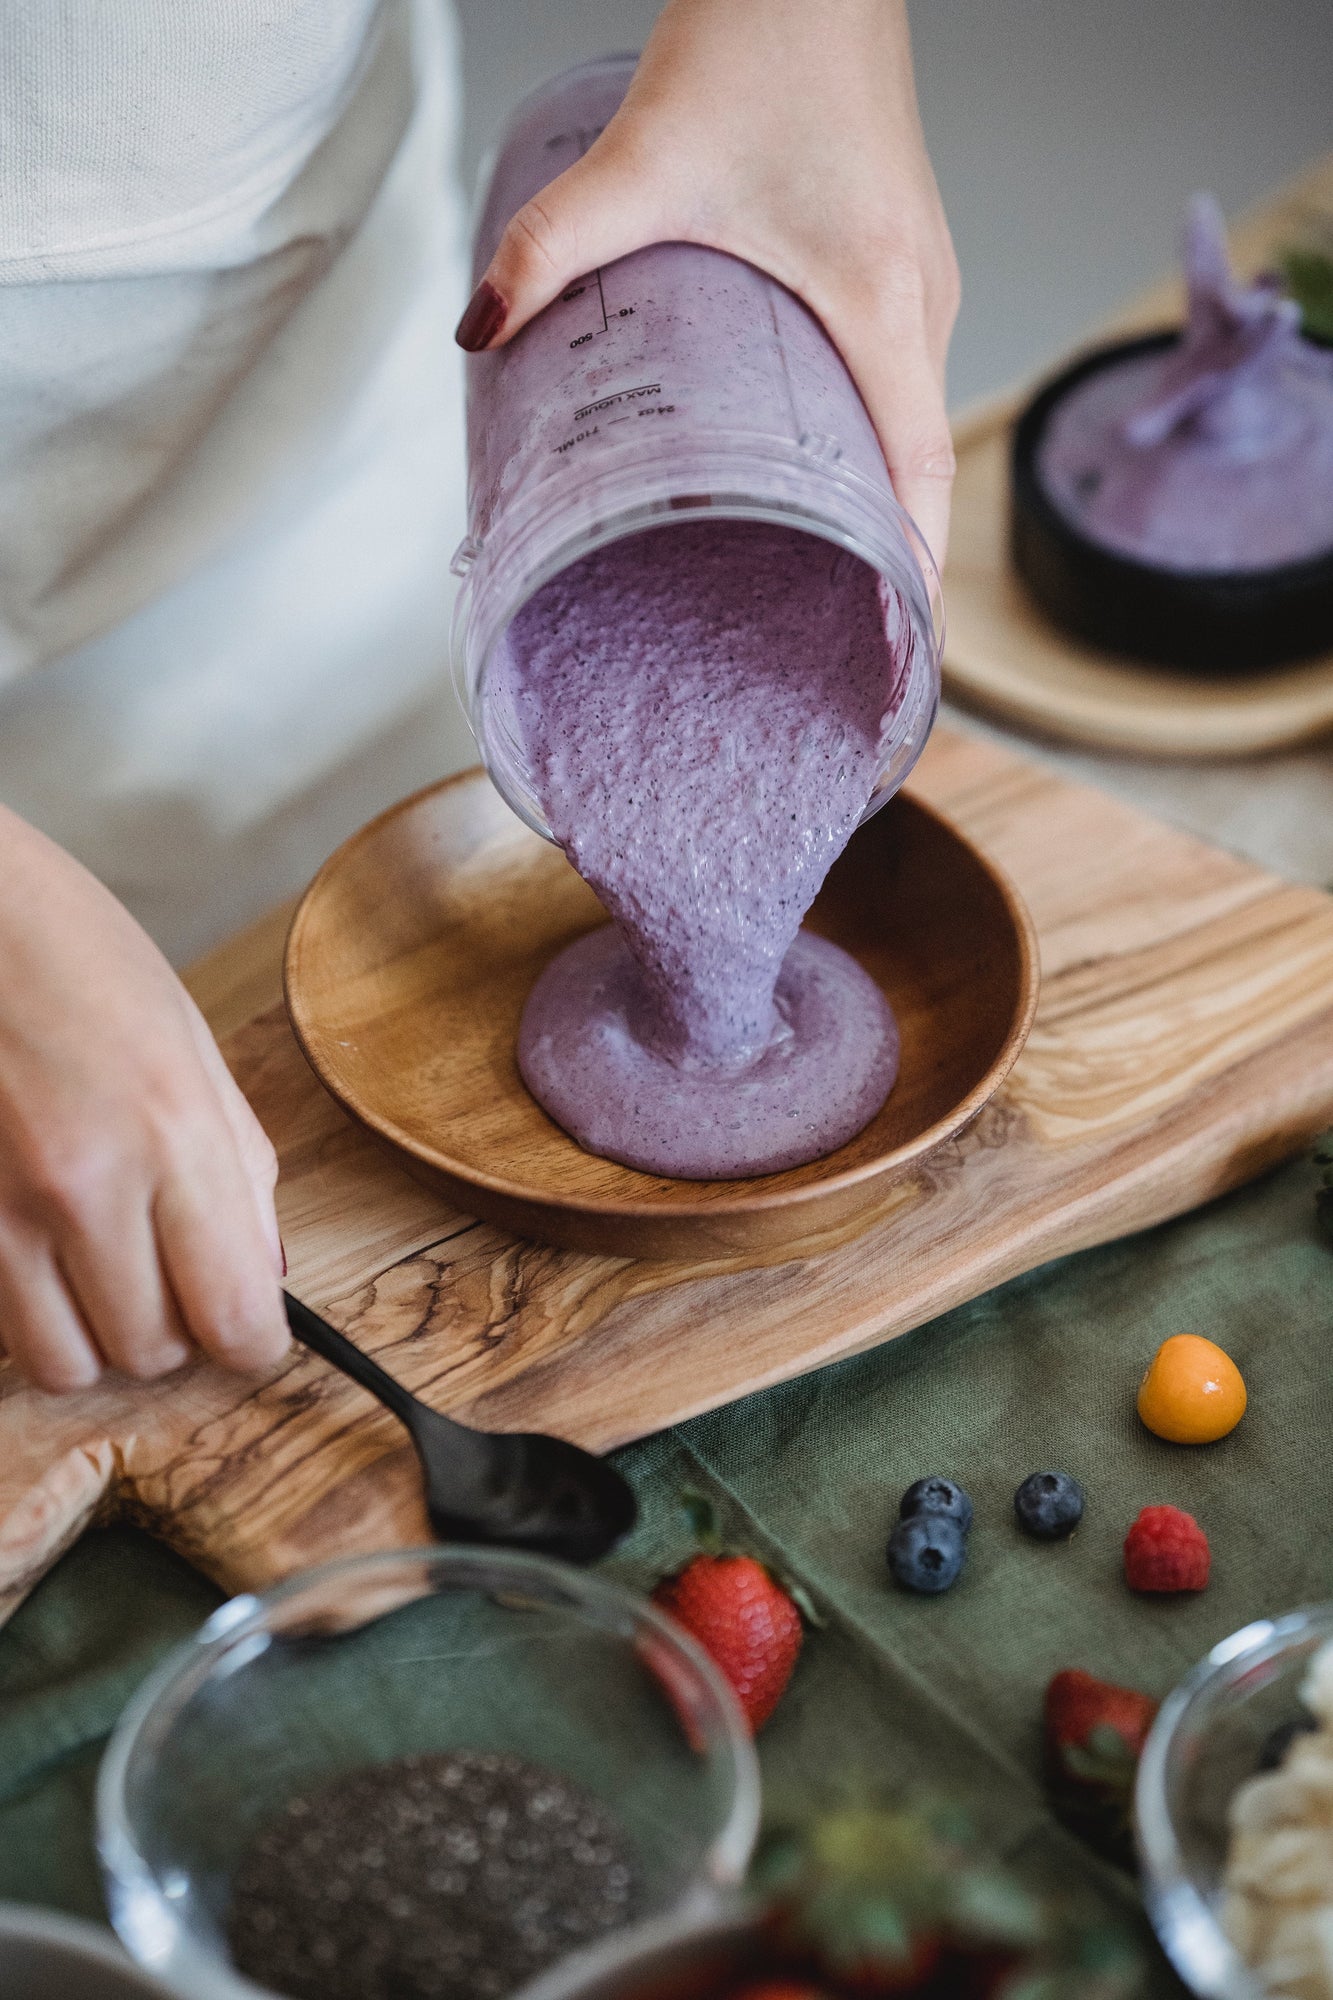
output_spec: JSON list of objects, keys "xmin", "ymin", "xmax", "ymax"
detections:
[{"xmin": 284, "ymin": 771, "xmax": 1039, "ymax": 1263}]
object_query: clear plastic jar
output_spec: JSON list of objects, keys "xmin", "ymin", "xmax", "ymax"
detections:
[{"xmin": 453, "ymin": 55, "xmax": 943, "ymax": 841}]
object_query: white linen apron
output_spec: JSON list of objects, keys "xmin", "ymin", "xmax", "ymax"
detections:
[{"xmin": 0, "ymin": 0, "xmax": 473, "ymax": 962}]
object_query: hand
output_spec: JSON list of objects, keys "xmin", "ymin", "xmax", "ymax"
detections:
[
  {"xmin": 456, "ymin": 0, "xmax": 959, "ymax": 566},
  {"xmin": 0, "ymin": 810, "xmax": 288, "ymax": 1392}
]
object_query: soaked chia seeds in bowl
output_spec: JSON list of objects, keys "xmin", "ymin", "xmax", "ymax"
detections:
[{"xmin": 226, "ymin": 1749, "xmax": 639, "ymax": 2000}]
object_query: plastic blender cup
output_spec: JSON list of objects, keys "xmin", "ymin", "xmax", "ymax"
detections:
[{"xmin": 453, "ymin": 55, "xmax": 943, "ymax": 839}]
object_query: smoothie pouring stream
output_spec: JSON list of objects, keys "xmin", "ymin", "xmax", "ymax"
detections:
[
  {"xmin": 454, "ymin": 57, "xmax": 943, "ymax": 1180},
  {"xmin": 509, "ymin": 520, "xmax": 904, "ymax": 1178}
]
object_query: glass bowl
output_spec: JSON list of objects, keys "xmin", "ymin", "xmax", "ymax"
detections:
[
  {"xmin": 0, "ymin": 1903, "xmax": 182, "ymax": 1998},
  {"xmin": 97, "ymin": 1546, "xmax": 760, "ymax": 2000},
  {"xmin": 1135, "ymin": 1602, "xmax": 1333, "ymax": 1999}
]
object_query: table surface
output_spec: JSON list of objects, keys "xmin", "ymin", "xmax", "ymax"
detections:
[
  {"xmin": 2, "ymin": 1123, "xmax": 1329, "ymax": 1997},
  {"xmin": 7, "ymin": 717, "xmax": 1333, "ymax": 1639},
  {"xmin": 5, "ymin": 749, "xmax": 1332, "ymax": 1999}
]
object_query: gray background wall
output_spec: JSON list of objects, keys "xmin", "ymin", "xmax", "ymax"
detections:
[{"xmin": 454, "ymin": 0, "xmax": 1333, "ymax": 407}]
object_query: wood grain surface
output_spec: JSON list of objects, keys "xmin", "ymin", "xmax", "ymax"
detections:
[
  {"xmin": 283, "ymin": 778, "xmax": 1038, "ymax": 1261},
  {"xmin": 943, "ymin": 153, "xmax": 1333, "ymax": 757},
  {"xmin": 2, "ymin": 724, "xmax": 1332, "ymax": 1625}
]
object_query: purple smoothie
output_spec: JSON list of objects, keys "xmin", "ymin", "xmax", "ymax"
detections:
[
  {"xmin": 507, "ymin": 519, "xmax": 905, "ymax": 1180},
  {"xmin": 1038, "ymin": 196, "xmax": 1333, "ymax": 572}
]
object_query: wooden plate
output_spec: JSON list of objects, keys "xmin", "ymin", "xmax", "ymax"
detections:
[
  {"xmin": 942, "ymin": 151, "xmax": 1333, "ymax": 759},
  {"xmin": 283, "ymin": 771, "xmax": 1038, "ymax": 1263}
]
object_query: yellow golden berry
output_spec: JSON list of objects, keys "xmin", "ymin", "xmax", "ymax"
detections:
[{"xmin": 1137, "ymin": 1334, "xmax": 1247, "ymax": 1444}]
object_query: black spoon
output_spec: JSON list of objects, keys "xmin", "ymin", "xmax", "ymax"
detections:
[{"xmin": 283, "ymin": 1293, "xmax": 637, "ymax": 1565}]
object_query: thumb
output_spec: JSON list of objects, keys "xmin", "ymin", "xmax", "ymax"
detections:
[
  {"xmin": 456, "ymin": 133, "xmax": 675, "ymax": 352},
  {"xmin": 820, "ymin": 291, "xmax": 956, "ymax": 572}
]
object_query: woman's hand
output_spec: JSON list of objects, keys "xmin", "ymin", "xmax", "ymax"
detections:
[
  {"xmin": 456, "ymin": 0, "xmax": 959, "ymax": 567},
  {"xmin": 0, "ymin": 809, "xmax": 288, "ymax": 1392}
]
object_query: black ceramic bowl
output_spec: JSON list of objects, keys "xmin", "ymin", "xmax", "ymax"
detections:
[{"xmin": 1011, "ymin": 330, "xmax": 1333, "ymax": 673}]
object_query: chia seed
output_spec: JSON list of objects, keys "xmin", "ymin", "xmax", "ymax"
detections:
[{"xmin": 227, "ymin": 1749, "xmax": 639, "ymax": 2000}]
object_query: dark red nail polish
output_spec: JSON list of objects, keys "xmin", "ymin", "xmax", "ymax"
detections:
[
  {"xmin": 280, "ymin": 1237, "xmax": 288, "ymax": 1278},
  {"xmin": 455, "ymin": 279, "xmax": 507, "ymax": 352}
]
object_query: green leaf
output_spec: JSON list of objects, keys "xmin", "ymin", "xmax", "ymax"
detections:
[
  {"xmin": 809, "ymin": 1807, "xmax": 937, "ymax": 1883},
  {"xmin": 1281, "ymin": 248, "xmax": 1333, "ymax": 343},
  {"xmin": 841, "ymin": 1897, "xmax": 913, "ymax": 1960},
  {"xmin": 750, "ymin": 1828, "xmax": 805, "ymax": 1895},
  {"xmin": 1072, "ymin": 1923, "xmax": 1143, "ymax": 1974},
  {"xmin": 783, "ymin": 1579, "xmax": 827, "ymax": 1629},
  {"xmin": 997, "ymin": 1977, "xmax": 1060, "ymax": 2000},
  {"xmin": 1317, "ymin": 1185, "xmax": 1333, "ymax": 1250},
  {"xmin": 1059, "ymin": 1735, "xmax": 1137, "ymax": 1788},
  {"xmin": 1085, "ymin": 1721, "xmax": 1139, "ymax": 1762},
  {"xmin": 948, "ymin": 1868, "xmax": 1047, "ymax": 1948},
  {"xmin": 678, "ymin": 1488, "xmax": 723, "ymax": 1551}
]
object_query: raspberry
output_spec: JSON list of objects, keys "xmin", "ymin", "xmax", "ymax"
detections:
[{"xmin": 1123, "ymin": 1505, "xmax": 1210, "ymax": 1592}]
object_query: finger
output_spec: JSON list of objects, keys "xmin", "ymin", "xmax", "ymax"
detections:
[
  {"xmin": 816, "ymin": 284, "xmax": 956, "ymax": 572},
  {"xmin": 154, "ymin": 1131, "xmax": 290, "ymax": 1376},
  {"xmin": 457, "ymin": 132, "xmax": 676, "ymax": 351},
  {"xmin": 182, "ymin": 996, "xmax": 283, "ymax": 1278},
  {"xmin": 58, "ymin": 1199, "xmax": 192, "ymax": 1381},
  {"xmin": 0, "ymin": 1229, "xmax": 101, "ymax": 1392}
]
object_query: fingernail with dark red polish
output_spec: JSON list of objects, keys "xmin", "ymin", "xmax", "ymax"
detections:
[
  {"xmin": 455, "ymin": 279, "xmax": 507, "ymax": 352},
  {"xmin": 279, "ymin": 1237, "xmax": 288, "ymax": 1278}
]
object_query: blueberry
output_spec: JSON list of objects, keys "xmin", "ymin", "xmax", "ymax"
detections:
[
  {"xmin": 1259, "ymin": 1712, "xmax": 1317, "ymax": 1772},
  {"xmin": 1013, "ymin": 1470, "xmax": 1085, "ymax": 1540},
  {"xmin": 887, "ymin": 1514, "xmax": 967, "ymax": 1594},
  {"xmin": 899, "ymin": 1477, "xmax": 973, "ymax": 1535}
]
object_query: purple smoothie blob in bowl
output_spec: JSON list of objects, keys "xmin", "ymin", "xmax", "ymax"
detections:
[{"xmin": 1011, "ymin": 196, "xmax": 1333, "ymax": 672}]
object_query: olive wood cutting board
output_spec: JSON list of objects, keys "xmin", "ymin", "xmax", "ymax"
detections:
[
  {"xmin": 3, "ymin": 722, "xmax": 1333, "ymax": 1625},
  {"xmin": 943, "ymin": 151, "xmax": 1333, "ymax": 755}
]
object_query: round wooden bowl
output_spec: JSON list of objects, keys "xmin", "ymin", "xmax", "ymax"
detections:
[{"xmin": 283, "ymin": 771, "xmax": 1039, "ymax": 1264}]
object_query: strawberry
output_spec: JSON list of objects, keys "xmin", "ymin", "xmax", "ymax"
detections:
[
  {"xmin": 1043, "ymin": 1668, "xmax": 1159, "ymax": 1868},
  {"xmin": 722, "ymin": 1982, "xmax": 835, "ymax": 2000},
  {"xmin": 757, "ymin": 1811, "xmax": 948, "ymax": 1996},
  {"xmin": 1123, "ymin": 1505, "xmax": 1210, "ymax": 1593},
  {"xmin": 755, "ymin": 1807, "xmax": 1056, "ymax": 1999},
  {"xmin": 653, "ymin": 1550, "xmax": 803, "ymax": 1734},
  {"xmin": 650, "ymin": 1493, "xmax": 810, "ymax": 1735}
]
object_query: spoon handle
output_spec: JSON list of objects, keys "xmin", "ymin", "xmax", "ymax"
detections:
[{"xmin": 284, "ymin": 1292, "xmax": 424, "ymax": 1431}]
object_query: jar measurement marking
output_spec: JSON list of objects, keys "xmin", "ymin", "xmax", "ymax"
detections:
[
  {"xmin": 574, "ymin": 384, "xmax": 663, "ymax": 423},
  {"xmin": 553, "ymin": 426, "xmax": 600, "ymax": 455},
  {"xmin": 564, "ymin": 267, "xmax": 636, "ymax": 348}
]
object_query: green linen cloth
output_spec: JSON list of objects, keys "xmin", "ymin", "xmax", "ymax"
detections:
[{"xmin": 1, "ymin": 1154, "xmax": 1329, "ymax": 1986}]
